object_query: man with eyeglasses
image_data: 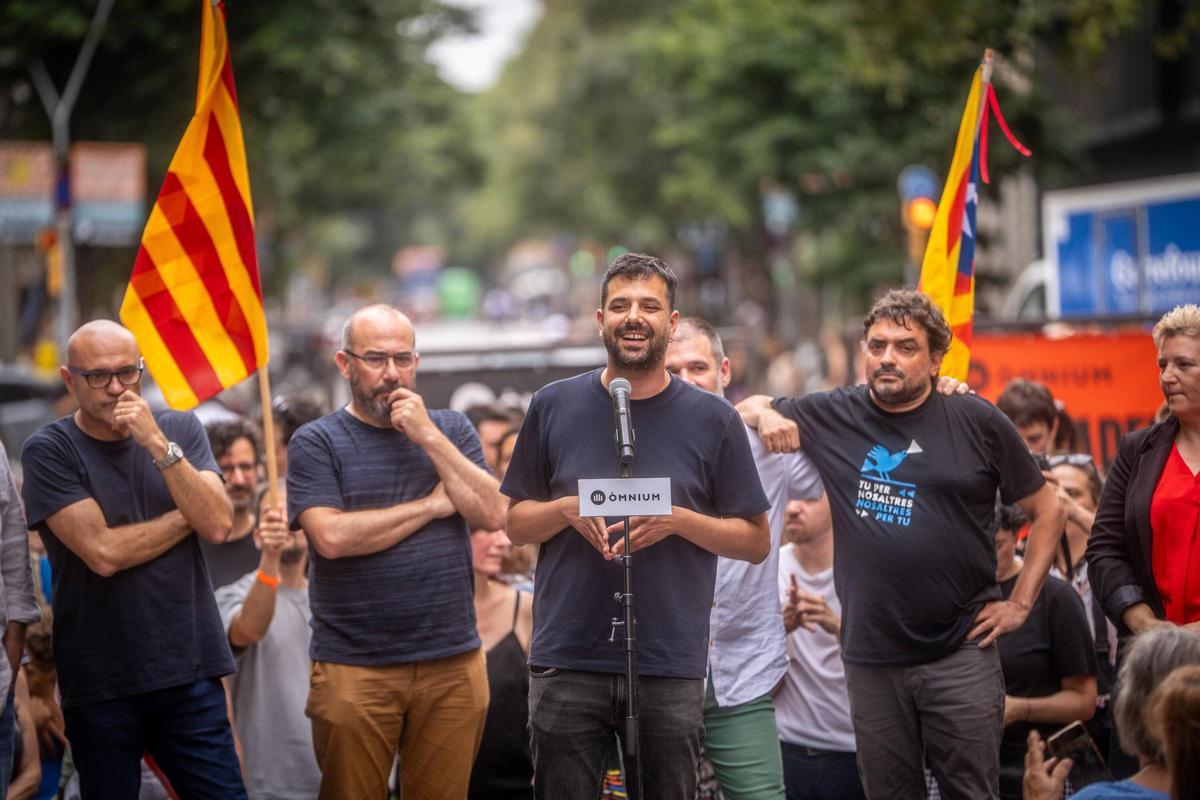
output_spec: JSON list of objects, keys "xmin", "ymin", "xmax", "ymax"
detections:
[
  {"xmin": 19, "ymin": 320, "xmax": 245, "ymax": 797},
  {"xmin": 202, "ymin": 418, "xmax": 264, "ymax": 589},
  {"xmin": 286, "ymin": 304, "xmax": 503, "ymax": 799}
]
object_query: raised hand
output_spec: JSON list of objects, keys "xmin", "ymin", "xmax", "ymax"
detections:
[
  {"xmin": 791, "ymin": 589, "xmax": 841, "ymax": 637},
  {"xmin": 257, "ymin": 506, "xmax": 290, "ymax": 559}
]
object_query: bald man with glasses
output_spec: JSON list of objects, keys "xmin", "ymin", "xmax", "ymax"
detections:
[
  {"xmin": 287, "ymin": 304, "xmax": 504, "ymax": 799},
  {"xmin": 20, "ymin": 320, "xmax": 245, "ymax": 798}
]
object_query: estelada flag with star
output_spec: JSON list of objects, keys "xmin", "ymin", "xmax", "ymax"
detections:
[
  {"xmin": 919, "ymin": 49, "xmax": 1030, "ymax": 380},
  {"xmin": 119, "ymin": 0, "xmax": 267, "ymax": 410}
]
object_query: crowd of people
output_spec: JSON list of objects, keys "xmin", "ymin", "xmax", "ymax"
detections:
[{"xmin": 0, "ymin": 252, "xmax": 1193, "ymax": 800}]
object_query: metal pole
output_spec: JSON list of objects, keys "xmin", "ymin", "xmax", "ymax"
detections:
[{"xmin": 29, "ymin": 0, "xmax": 117, "ymax": 355}]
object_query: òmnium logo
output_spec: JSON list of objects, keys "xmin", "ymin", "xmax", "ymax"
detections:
[{"xmin": 590, "ymin": 490, "xmax": 607, "ymax": 505}]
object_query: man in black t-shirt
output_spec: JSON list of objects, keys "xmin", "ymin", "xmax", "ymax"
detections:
[
  {"xmin": 503, "ymin": 254, "xmax": 770, "ymax": 800},
  {"xmin": 739, "ymin": 290, "xmax": 1065, "ymax": 800},
  {"xmin": 201, "ymin": 417, "xmax": 262, "ymax": 588},
  {"xmin": 20, "ymin": 320, "xmax": 244, "ymax": 798}
]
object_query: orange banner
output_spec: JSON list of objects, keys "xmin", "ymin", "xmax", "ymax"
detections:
[{"xmin": 968, "ymin": 330, "xmax": 1162, "ymax": 470}]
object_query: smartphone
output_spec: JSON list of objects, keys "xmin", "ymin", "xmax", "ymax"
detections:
[{"xmin": 1047, "ymin": 721, "xmax": 1112, "ymax": 789}]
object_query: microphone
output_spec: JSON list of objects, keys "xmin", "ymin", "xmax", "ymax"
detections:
[{"xmin": 608, "ymin": 377, "xmax": 636, "ymax": 465}]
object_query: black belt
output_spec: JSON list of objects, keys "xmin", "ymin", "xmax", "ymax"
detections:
[{"xmin": 781, "ymin": 741, "xmax": 853, "ymax": 758}]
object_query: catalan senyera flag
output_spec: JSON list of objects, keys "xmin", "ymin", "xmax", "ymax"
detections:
[
  {"xmin": 120, "ymin": 0, "xmax": 267, "ymax": 410},
  {"xmin": 918, "ymin": 67, "xmax": 985, "ymax": 381},
  {"xmin": 919, "ymin": 57, "xmax": 1031, "ymax": 380}
]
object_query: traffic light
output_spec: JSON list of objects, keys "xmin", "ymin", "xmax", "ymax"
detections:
[{"xmin": 897, "ymin": 165, "xmax": 939, "ymax": 272}]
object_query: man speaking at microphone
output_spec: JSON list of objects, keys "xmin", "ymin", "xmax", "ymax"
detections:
[{"xmin": 503, "ymin": 253, "xmax": 770, "ymax": 799}]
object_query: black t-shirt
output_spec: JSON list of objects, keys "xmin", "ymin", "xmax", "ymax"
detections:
[
  {"xmin": 501, "ymin": 370, "xmax": 770, "ymax": 679},
  {"xmin": 287, "ymin": 408, "xmax": 485, "ymax": 666},
  {"xmin": 773, "ymin": 388, "xmax": 1045, "ymax": 667},
  {"xmin": 997, "ymin": 572, "xmax": 1097, "ymax": 748},
  {"xmin": 199, "ymin": 532, "xmax": 260, "ymax": 590},
  {"xmin": 20, "ymin": 411, "xmax": 235, "ymax": 708}
]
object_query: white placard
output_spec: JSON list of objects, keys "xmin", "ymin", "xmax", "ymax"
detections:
[{"xmin": 578, "ymin": 477, "xmax": 672, "ymax": 518}]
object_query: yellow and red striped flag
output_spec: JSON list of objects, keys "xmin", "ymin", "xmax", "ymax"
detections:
[
  {"xmin": 918, "ymin": 52, "xmax": 1029, "ymax": 380},
  {"xmin": 120, "ymin": 0, "xmax": 267, "ymax": 410}
]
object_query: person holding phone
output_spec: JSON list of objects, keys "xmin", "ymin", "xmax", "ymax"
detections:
[
  {"xmin": 1023, "ymin": 626, "xmax": 1200, "ymax": 800},
  {"xmin": 992, "ymin": 504, "xmax": 1097, "ymax": 800}
]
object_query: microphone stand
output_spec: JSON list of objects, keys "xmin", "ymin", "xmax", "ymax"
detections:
[{"xmin": 611, "ymin": 460, "xmax": 643, "ymax": 800}]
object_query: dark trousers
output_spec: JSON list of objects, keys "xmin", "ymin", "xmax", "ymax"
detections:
[
  {"xmin": 0, "ymin": 691, "xmax": 14, "ymax": 796},
  {"xmin": 781, "ymin": 742, "xmax": 866, "ymax": 800},
  {"xmin": 527, "ymin": 668, "xmax": 704, "ymax": 800},
  {"xmin": 64, "ymin": 677, "xmax": 246, "ymax": 800},
  {"xmin": 843, "ymin": 641, "xmax": 1005, "ymax": 800}
]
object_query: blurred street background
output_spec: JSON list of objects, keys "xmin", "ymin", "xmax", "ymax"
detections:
[{"xmin": 1, "ymin": 0, "xmax": 1197, "ymax": 452}]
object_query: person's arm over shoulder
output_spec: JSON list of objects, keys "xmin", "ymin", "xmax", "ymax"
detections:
[
  {"xmin": 735, "ymin": 394, "xmax": 800, "ymax": 453},
  {"xmin": 1085, "ymin": 427, "xmax": 1159, "ymax": 635},
  {"xmin": 664, "ymin": 410, "xmax": 770, "ymax": 563}
]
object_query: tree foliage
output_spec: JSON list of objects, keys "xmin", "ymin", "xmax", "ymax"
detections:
[
  {"xmin": 0, "ymin": 0, "xmax": 479, "ymax": 295},
  {"xmin": 465, "ymin": 0, "xmax": 1188, "ymax": 310}
]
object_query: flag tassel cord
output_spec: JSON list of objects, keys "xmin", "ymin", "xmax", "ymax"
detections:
[{"xmin": 977, "ymin": 49, "xmax": 1033, "ymax": 185}]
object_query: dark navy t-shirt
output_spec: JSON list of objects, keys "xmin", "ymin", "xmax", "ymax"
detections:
[
  {"xmin": 287, "ymin": 408, "xmax": 485, "ymax": 665},
  {"xmin": 501, "ymin": 370, "xmax": 770, "ymax": 679},
  {"xmin": 20, "ymin": 411, "xmax": 235, "ymax": 708},
  {"xmin": 773, "ymin": 388, "xmax": 1045, "ymax": 667}
]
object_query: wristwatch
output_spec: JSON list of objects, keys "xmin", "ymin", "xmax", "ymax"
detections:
[{"xmin": 154, "ymin": 441, "xmax": 185, "ymax": 471}]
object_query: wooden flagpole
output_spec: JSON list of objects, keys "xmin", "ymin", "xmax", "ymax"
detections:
[{"xmin": 258, "ymin": 368, "xmax": 279, "ymax": 510}]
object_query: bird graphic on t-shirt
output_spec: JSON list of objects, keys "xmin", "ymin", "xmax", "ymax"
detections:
[{"xmin": 861, "ymin": 445, "xmax": 908, "ymax": 481}]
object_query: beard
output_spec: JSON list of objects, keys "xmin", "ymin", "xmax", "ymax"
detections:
[
  {"xmin": 868, "ymin": 366, "xmax": 929, "ymax": 406},
  {"xmin": 348, "ymin": 370, "xmax": 404, "ymax": 426},
  {"xmin": 602, "ymin": 322, "xmax": 670, "ymax": 371},
  {"xmin": 229, "ymin": 488, "xmax": 254, "ymax": 514},
  {"xmin": 280, "ymin": 543, "xmax": 306, "ymax": 567}
]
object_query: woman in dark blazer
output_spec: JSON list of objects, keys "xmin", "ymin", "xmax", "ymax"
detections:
[{"xmin": 1087, "ymin": 304, "xmax": 1200, "ymax": 638}]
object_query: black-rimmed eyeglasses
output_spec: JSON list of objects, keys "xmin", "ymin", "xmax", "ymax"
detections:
[
  {"xmin": 342, "ymin": 350, "xmax": 417, "ymax": 370},
  {"xmin": 67, "ymin": 359, "xmax": 145, "ymax": 389}
]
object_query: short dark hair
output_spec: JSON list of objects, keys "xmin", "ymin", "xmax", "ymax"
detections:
[
  {"xmin": 862, "ymin": 289, "xmax": 952, "ymax": 357},
  {"xmin": 677, "ymin": 317, "xmax": 725, "ymax": 363},
  {"xmin": 996, "ymin": 502, "xmax": 1028, "ymax": 534},
  {"xmin": 205, "ymin": 418, "xmax": 261, "ymax": 463},
  {"xmin": 996, "ymin": 379, "xmax": 1057, "ymax": 429},
  {"xmin": 600, "ymin": 253, "xmax": 678, "ymax": 311},
  {"xmin": 464, "ymin": 403, "xmax": 513, "ymax": 431},
  {"xmin": 272, "ymin": 393, "xmax": 325, "ymax": 446}
]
